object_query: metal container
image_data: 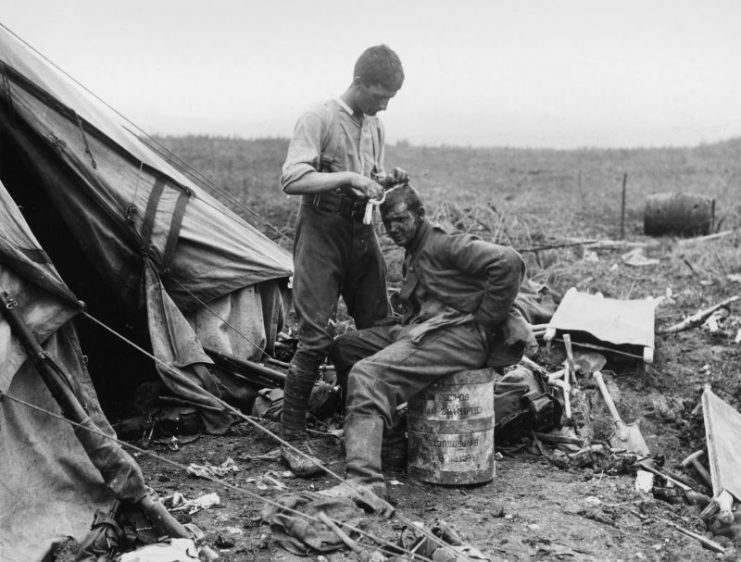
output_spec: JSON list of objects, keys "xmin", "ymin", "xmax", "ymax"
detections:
[
  {"xmin": 644, "ymin": 192, "xmax": 715, "ymax": 236},
  {"xmin": 407, "ymin": 368, "xmax": 495, "ymax": 485}
]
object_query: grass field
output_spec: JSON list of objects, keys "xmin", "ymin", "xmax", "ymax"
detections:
[
  {"xmin": 155, "ymin": 134, "xmax": 741, "ymax": 293},
  {"xmin": 155, "ymin": 134, "xmax": 741, "ymax": 239}
]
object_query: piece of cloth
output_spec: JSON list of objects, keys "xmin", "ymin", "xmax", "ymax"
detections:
[
  {"xmin": 280, "ymin": 443, "xmax": 324, "ymax": 478},
  {"xmin": 280, "ymin": 98, "xmax": 391, "ymax": 437},
  {"xmin": 261, "ymin": 492, "xmax": 365, "ymax": 555},
  {"xmin": 514, "ymin": 277, "xmax": 561, "ymax": 325}
]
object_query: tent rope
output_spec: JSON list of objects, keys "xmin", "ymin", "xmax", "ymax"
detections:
[
  {"xmin": 127, "ymin": 160, "xmax": 145, "ymax": 224},
  {"xmin": 79, "ymin": 310, "xmax": 474, "ymax": 561},
  {"xmin": 74, "ymin": 112, "xmax": 97, "ymax": 169},
  {"xmin": 82, "ymin": 309, "xmax": 343, "ymax": 483},
  {"xmin": 0, "ymin": 392, "xmax": 434, "ymax": 562},
  {"xmin": 0, "ymin": 22, "xmax": 290, "ymax": 244}
]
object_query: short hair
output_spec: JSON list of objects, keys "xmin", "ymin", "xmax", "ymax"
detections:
[
  {"xmin": 381, "ymin": 184, "xmax": 423, "ymax": 215},
  {"xmin": 354, "ymin": 45, "xmax": 404, "ymax": 91}
]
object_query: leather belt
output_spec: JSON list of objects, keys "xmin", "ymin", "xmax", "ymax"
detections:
[{"xmin": 302, "ymin": 192, "xmax": 367, "ymax": 221}]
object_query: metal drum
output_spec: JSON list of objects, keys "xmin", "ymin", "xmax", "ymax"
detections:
[
  {"xmin": 644, "ymin": 192, "xmax": 715, "ymax": 236},
  {"xmin": 407, "ymin": 368, "xmax": 495, "ymax": 485}
]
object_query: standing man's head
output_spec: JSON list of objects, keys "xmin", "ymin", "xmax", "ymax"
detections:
[
  {"xmin": 380, "ymin": 185, "xmax": 425, "ymax": 248},
  {"xmin": 345, "ymin": 45, "xmax": 404, "ymax": 116}
]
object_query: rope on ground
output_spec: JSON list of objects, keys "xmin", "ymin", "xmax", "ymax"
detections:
[
  {"xmin": 0, "ymin": 391, "xmax": 440, "ymax": 562},
  {"xmin": 80, "ymin": 310, "xmax": 477, "ymax": 561}
]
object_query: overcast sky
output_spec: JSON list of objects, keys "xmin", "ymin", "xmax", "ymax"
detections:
[{"xmin": 3, "ymin": 0, "xmax": 740, "ymax": 148}]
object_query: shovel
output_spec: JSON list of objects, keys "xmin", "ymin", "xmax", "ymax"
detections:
[
  {"xmin": 593, "ymin": 369, "xmax": 650, "ymax": 456},
  {"xmin": 573, "ymin": 351, "xmax": 607, "ymax": 377}
]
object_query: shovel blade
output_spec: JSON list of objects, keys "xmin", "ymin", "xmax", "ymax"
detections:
[{"xmin": 609, "ymin": 421, "xmax": 650, "ymax": 456}]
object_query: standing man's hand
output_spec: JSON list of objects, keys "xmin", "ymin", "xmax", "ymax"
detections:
[{"xmin": 346, "ymin": 173, "xmax": 385, "ymax": 200}]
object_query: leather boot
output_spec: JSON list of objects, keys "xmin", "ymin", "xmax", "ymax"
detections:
[
  {"xmin": 280, "ymin": 362, "xmax": 323, "ymax": 477},
  {"xmin": 320, "ymin": 415, "xmax": 394, "ymax": 516},
  {"xmin": 344, "ymin": 414, "xmax": 385, "ymax": 487}
]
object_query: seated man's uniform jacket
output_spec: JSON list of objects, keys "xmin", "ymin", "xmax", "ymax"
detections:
[{"xmin": 397, "ymin": 219, "xmax": 534, "ymax": 367}]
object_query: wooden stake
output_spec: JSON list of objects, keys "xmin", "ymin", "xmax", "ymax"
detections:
[
  {"xmin": 659, "ymin": 518, "xmax": 726, "ymax": 554},
  {"xmin": 620, "ymin": 172, "xmax": 628, "ymax": 239},
  {"xmin": 317, "ymin": 511, "xmax": 364, "ymax": 556}
]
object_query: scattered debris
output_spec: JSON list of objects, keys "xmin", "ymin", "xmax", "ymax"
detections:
[
  {"xmin": 118, "ymin": 538, "xmax": 217, "ymax": 561},
  {"xmin": 249, "ymin": 471, "xmax": 291, "ymax": 491},
  {"xmin": 658, "ymin": 296, "xmax": 739, "ymax": 335},
  {"xmin": 676, "ymin": 229, "xmax": 739, "ymax": 247},
  {"xmin": 635, "ymin": 470, "xmax": 654, "ymax": 494},
  {"xmin": 187, "ymin": 457, "xmax": 240, "ymax": 479},
  {"xmin": 397, "ymin": 518, "xmax": 491, "ymax": 562},
  {"xmin": 702, "ymin": 308, "xmax": 729, "ymax": 334},
  {"xmin": 237, "ymin": 448, "xmax": 282, "ymax": 463},
  {"xmin": 622, "ymin": 247, "xmax": 660, "ymax": 267},
  {"xmin": 260, "ymin": 492, "xmax": 364, "ymax": 556},
  {"xmin": 166, "ymin": 492, "xmax": 221, "ymax": 515},
  {"xmin": 188, "ymin": 457, "xmax": 239, "ymax": 479},
  {"xmin": 659, "ymin": 518, "xmax": 727, "ymax": 554}
]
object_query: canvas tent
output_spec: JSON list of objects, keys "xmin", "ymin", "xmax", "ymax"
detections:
[{"xmin": 0, "ymin": 24, "xmax": 292, "ymax": 560}]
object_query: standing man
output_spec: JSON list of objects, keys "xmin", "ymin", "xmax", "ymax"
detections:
[
  {"xmin": 279, "ymin": 45, "xmax": 407, "ymax": 475},
  {"xmin": 323, "ymin": 185, "xmax": 529, "ymax": 507}
]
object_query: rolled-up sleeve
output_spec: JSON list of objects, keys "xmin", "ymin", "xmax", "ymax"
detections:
[{"xmin": 280, "ymin": 109, "xmax": 326, "ymax": 190}]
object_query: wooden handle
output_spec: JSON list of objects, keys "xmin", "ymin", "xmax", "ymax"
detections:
[
  {"xmin": 563, "ymin": 333, "xmax": 576, "ymax": 384},
  {"xmin": 593, "ymin": 371, "xmax": 623, "ymax": 425}
]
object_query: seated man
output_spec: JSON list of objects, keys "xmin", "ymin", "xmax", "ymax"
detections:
[{"xmin": 323, "ymin": 184, "xmax": 529, "ymax": 507}]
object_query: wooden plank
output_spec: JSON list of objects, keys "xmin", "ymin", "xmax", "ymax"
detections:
[
  {"xmin": 702, "ymin": 386, "xmax": 741, "ymax": 502},
  {"xmin": 545, "ymin": 287, "xmax": 656, "ymax": 364}
]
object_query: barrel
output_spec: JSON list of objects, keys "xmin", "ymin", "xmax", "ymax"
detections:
[
  {"xmin": 644, "ymin": 192, "xmax": 715, "ymax": 237},
  {"xmin": 407, "ymin": 368, "xmax": 495, "ymax": 485}
]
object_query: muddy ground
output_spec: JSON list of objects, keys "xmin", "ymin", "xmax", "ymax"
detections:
[
  {"xmin": 124, "ymin": 137, "xmax": 741, "ymax": 561},
  {"xmin": 129, "ymin": 230, "xmax": 741, "ymax": 562}
]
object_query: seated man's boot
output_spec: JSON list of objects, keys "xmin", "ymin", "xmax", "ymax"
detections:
[
  {"xmin": 321, "ymin": 415, "xmax": 394, "ymax": 517},
  {"xmin": 280, "ymin": 364, "xmax": 323, "ymax": 477}
]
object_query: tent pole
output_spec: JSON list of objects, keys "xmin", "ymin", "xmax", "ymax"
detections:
[{"xmin": 0, "ymin": 290, "xmax": 191, "ymax": 541}]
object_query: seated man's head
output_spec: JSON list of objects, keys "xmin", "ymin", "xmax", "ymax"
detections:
[
  {"xmin": 350, "ymin": 45, "xmax": 404, "ymax": 116},
  {"xmin": 380, "ymin": 185, "xmax": 425, "ymax": 248}
]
